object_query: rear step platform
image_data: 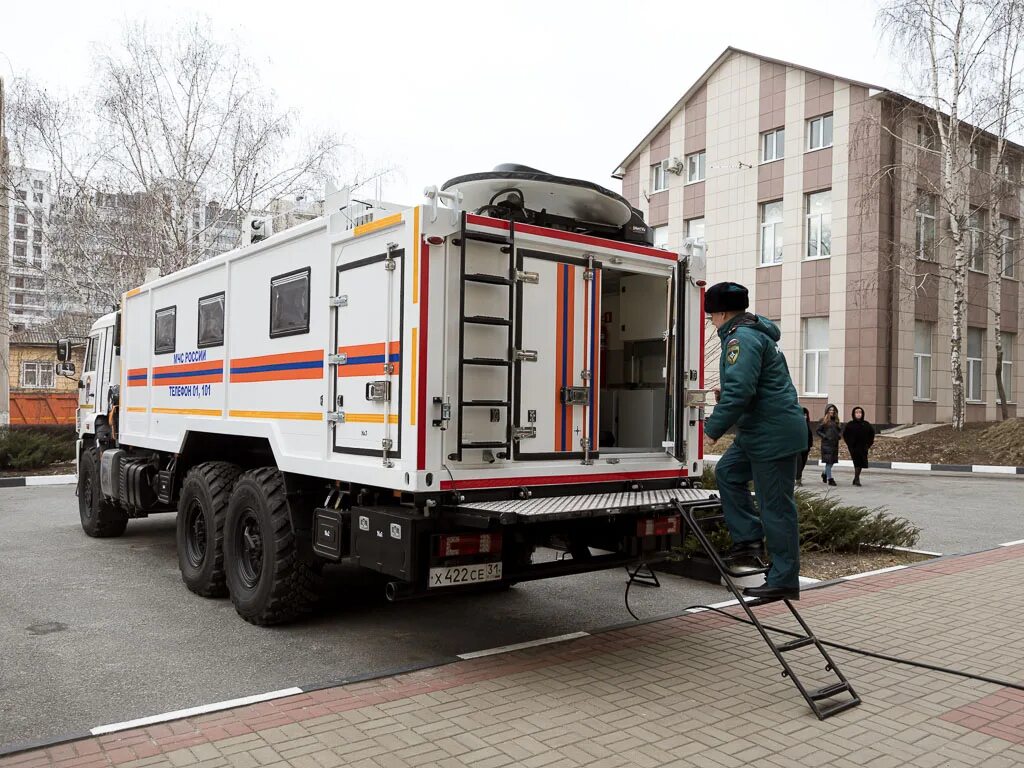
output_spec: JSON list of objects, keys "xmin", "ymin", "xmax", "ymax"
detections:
[{"xmin": 458, "ymin": 487, "xmax": 717, "ymax": 523}]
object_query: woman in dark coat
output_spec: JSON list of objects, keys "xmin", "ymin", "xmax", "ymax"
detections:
[
  {"xmin": 796, "ymin": 408, "xmax": 813, "ymax": 486},
  {"xmin": 815, "ymin": 404, "xmax": 842, "ymax": 486},
  {"xmin": 843, "ymin": 406, "xmax": 875, "ymax": 486}
]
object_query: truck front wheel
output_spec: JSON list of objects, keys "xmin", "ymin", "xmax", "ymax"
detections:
[
  {"xmin": 78, "ymin": 448, "xmax": 128, "ymax": 538},
  {"xmin": 177, "ymin": 462, "xmax": 242, "ymax": 598},
  {"xmin": 223, "ymin": 467, "xmax": 321, "ymax": 625}
]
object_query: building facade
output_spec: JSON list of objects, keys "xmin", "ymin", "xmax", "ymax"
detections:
[
  {"xmin": 7, "ymin": 328, "xmax": 84, "ymax": 425},
  {"xmin": 614, "ymin": 48, "xmax": 1022, "ymax": 425},
  {"xmin": 6, "ymin": 168, "xmax": 52, "ymax": 328}
]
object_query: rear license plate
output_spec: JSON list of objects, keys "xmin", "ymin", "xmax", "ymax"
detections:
[{"xmin": 428, "ymin": 562, "xmax": 502, "ymax": 588}]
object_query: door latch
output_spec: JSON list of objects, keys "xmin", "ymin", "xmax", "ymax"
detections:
[
  {"xmin": 513, "ymin": 426, "xmax": 536, "ymax": 440},
  {"xmin": 514, "ymin": 349, "xmax": 538, "ymax": 362},
  {"xmin": 365, "ymin": 381, "xmax": 391, "ymax": 401}
]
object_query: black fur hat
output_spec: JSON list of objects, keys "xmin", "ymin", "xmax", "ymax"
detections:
[{"xmin": 705, "ymin": 282, "xmax": 749, "ymax": 313}]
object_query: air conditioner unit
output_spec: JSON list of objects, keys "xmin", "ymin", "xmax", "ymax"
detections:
[{"xmin": 665, "ymin": 157, "xmax": 684, "ymax": 175}]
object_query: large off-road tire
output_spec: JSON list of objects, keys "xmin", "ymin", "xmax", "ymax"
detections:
[
  {"xmin": 176, "ymin": 462, "xmax": 242, "ymax": 598},
  {"xmin": 78, "ymin": 447, "xmax": 128, "ymax": 538},
  {"xmin": 223, "ymin": 467, "xmax": 321, "ymax": 625}
]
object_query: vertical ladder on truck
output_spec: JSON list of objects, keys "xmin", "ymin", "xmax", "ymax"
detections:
[
  {"xmin": 449, "ymin": 212, "xmax": 517, "ymax": 462},
  {"xmin": 677, "ymin": 499, "xmax": 861, "ymax": 721}
]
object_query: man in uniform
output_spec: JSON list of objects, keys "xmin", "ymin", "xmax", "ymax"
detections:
[{"xmin": 702, "ymin": 282, "xmax": 807, "ymax": 600}]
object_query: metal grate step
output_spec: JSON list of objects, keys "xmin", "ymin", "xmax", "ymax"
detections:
[{"xmin": 460, "ymin": 487, "xmax": 715, "ymax": 522}]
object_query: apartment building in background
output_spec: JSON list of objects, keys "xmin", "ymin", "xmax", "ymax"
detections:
[
  {"xmin": 614, "ymin": 47, "xmax": 1022, "ymax": 425},
  {"xmin": 6, "ymin": 167, "xmax": 52, "ymax": 328}
]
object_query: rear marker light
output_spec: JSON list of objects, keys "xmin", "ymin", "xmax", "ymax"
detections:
[
  {"xmin": 437, "ymin": 533, "xmax": 503, "ymax": 557},
  {"xmin": 637, "ymin": 515, "xmax": 681, "ymax": 537},
  {"xmin": 425, "ymin": 235, "xmax": 444, "ymax": 246}
]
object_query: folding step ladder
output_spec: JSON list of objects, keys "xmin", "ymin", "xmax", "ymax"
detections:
[
  {"xmin": 677, "ymin": 499, "xmax": 861, "ymax": 720},
  {"xmin": 449, "ymin": 212, "xmax": 517, "ymax": 462}
]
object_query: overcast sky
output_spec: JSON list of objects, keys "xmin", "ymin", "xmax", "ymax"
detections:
[{"xmin": 2, "ymin": 0, "xmax": 904, "ymax": 204}]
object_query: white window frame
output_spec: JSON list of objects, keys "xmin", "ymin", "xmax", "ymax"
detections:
[
  {"xmin": 913, "ymin": 321, "xmax": 933, "ymax": 400},
  {"xmin": 1000, "ymin": 333, "xmax": 1015, "ymax": 403},
  {"xmin": 650, "ymin": 160, "xmax": 667, "ymax": 193},
  {"xmin": 916, "ymin": 194, "xmax": 937, "ymax": 260},
  {"xmin": 807, "ymin": 114, "xmax": 834, "ymax": 151},
  {"xmin": 761, "ymin": 128, "xmax": 785, "ymax": 163},
  {"xmin": 802, "ymin": 317, "xmax": 829, "ymax": 396},
  {"xmin": 652, "ymin": 225, "xmax": 669, "ymax": 250},
  {"xmin": 968, "ymin": 211, "xmax": 986, "ymax": 272},
  {"xmin": 966, "ymin": 327, "xmax": 984, "ymax": 402},
  {"xmin": 20, "ymin": 360, "xmax": 55, "ymax": 389},
  {"xmin": 685, "ymin": 151, "xmax": 706, "ymax": 184},
  {"xmin": 805, "ymin": 190, "xmax": 832, "ymax": 260},
  {"xmin": 686, "ymin": 217, "xmax": 705, "ymax": 240},
  {"xmin": 1001, "ymin": 217, "xmax": 1018, "ymax": 278},
  {"xmin": 760, "ymin": 200, "xmax": 784, "ymax": 265}
]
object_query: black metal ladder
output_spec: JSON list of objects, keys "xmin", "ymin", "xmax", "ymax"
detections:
[
  {"xmin": 449, "ymin": 212, "xmax": 517, "ymax": 462},
  {"xmin": 677, "ymin": 499, "xmax": 861, "ymax": 720}
]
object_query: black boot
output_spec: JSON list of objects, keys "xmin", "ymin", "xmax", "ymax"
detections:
[
  {"xmin": 853, "ymin": 468, "xmax": 862, "ymax": 486},
  {"xmin": 821, "ymin": 472, "xmax": 827, "ymax": 484},
  {"xmin": 828, "ymin": 478, "xmax": 838, "ymax": 486}
]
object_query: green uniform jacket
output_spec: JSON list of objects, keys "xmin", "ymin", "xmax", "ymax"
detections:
[{"xmin": 704, "ymin": 313, "xmax": 806, "ymax": 461}]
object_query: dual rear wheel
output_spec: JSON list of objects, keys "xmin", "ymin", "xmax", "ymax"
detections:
[{"xmin": 176, "ymin": 464, "xmax": 321, "ymax": 625}]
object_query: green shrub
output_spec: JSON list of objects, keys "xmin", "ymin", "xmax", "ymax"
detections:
[
  {"xmin": 0, "ymin": 428, "xmax": 76, "ymax": 471},
  {"xmin": 690, "ymin": 463, "xmax": 920, "ymax": 554}
]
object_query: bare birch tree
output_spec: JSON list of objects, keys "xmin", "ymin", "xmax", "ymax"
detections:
[
  {"xmin": 878, "ymin": 0, "xmax": 1023, "ymax": 429},
  {"xmin": 2, "ymin": 18, "xmax": 358, "ymax": 319}
]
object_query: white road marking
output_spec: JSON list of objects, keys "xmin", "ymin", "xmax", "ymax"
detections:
[
  {"xmin": 89, "ymin": 687, "xmax": 303, "ymax": 735},
  {"xmin": 456, "ymin": 632, "xmax": 588, "ymax": 660}
]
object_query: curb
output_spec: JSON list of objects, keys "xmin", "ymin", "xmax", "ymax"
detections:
[
  {"xmin": 3, "ymin": 541, "xmax": 1020, "ymax": 759},
  {"xmin": 703, "ymin": 454, "xmax": 1023, "ymax": 476},
  {"xmin": 0, "ymin": 474, "xmax": 77, "ymax": 488}
]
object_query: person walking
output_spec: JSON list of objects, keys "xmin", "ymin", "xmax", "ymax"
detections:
[
  {"xmin": 703, "ymin": 282, "xmax": 807, "ymax": 602},
  {"xmin": 796, "ymin": 408, "xmax": 813, "ymax": 486},
  {"xmin": 816, "ymin": 404, "xmax": 842, "ymax": 487},
  {"xmin": 843, "ymin": 406, "xmax": 875, "ymax": 486}
]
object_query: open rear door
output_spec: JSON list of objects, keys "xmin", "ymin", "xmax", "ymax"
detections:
[{"xmin": 513, "ymin": 249, "xmax": 600, "ymax": 460}]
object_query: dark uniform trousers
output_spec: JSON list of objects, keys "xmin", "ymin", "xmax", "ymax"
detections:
[{"xmin": 715, "ymin": 442, "xmax": 801, "ymax": 589}]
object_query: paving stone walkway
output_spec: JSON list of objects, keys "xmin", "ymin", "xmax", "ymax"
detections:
[{"xmin": 3, "ymin": 545, "xmax": 1023, "ymax": 768}]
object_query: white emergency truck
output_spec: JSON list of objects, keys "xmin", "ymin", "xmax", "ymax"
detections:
[{"xmin": 61, "ymin": 165, "xmax": 712, "ymax": 625}]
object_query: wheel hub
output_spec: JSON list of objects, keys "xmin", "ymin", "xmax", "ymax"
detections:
[
  {"xmin": 185, "ymin": 500, "xmax": 207, "ymax": 568},
  {"xmin": 236, "ymin": 509, "xmax": 263, "ymax": 588}
]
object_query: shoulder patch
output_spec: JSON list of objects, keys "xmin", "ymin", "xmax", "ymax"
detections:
[{"xmin": 726, "ymin": 339, "xmax": 740, "ymax": 365}]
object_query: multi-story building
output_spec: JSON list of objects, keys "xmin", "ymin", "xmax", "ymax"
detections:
[
  {"xmin": 613, "ymin": 47, "xmax": 1022, "ymax": 425},
  {"xmin": 0, "ymin": 77, "xmax": 9, "ymax": 425},
  {"xmin": 6, "ymin": 168, "xmax": 52, "ymax": 328}
]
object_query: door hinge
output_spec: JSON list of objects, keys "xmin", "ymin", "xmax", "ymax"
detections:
[
  {"xmin": 383, "ymin": 362, "xmax": 395, "ymax": 374},
  {"xmin": 381, "ymin": 438, "xmax": 394, "ymax": 450},
  {"xmin": 514, "ymin": 349, "xmax": 538, "ymax": 362},
  {"xmin": 583, "ymin": 269, "xmax": 595, "ymax": 281},
  {"xmin": 328, "ymin": 353, "xmax": 348, "ymax": 365},
  {"xmin": 329, "ymin": 295, "xmax": 348, "ymax": 308},
  {"xmin": 580, "ymin": 369, "xmax": 592, "ymax": 381},
  {"xmin": 515, "ymin": 270, "xmax": 539, "ymax": 284},
  {"xmin": 327, "ymin": 411, "xmax": 345, "ymax": 423},
  {"xmin": 513, "ymin": 426, "xmax": 536, "ymax": 440}
]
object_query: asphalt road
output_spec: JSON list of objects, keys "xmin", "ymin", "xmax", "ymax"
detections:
[
  {"xmin": 0, "ymin": 485, "xmax": 724, "ymax": 750},
  {"xmin": 810, "ymin": 466, "xmax": 1023, "ymax": 554}
]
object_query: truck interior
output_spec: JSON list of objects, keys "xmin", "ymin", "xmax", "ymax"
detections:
[{"xmin": 599, "ymin": 268, "xmax": 673, "ymax": 454}]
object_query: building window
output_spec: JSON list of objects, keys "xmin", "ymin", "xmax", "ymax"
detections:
[
  {"xmin": 1001, "ymin": 332, "xmax": 1015, "ymax": 402},
  {"xmin": 15, "ymin": 210, "xmax": 26, "ymax": 225},
  {"xmin": 197, "ymin": 292, "xmax": 226, "ymax": 348},
  {"xmin": 968, "ymin": 210, "xmax": 986, "ymax": 272},
  {"xmin": 270, "ymin": 268, "xmax": 311, "ymax": 338},
  {"xmin": 32, "ymin": 192, "xmax": 43, "ymax": 204},
  {"xmin": 914, "ymin": 321, "xmax": 933, "ymax": 399},
  {"xmin": 686, "ymin": 217, "xmax": 705, "ymax": 240},
  {"xmin": 807, "ymin": 114, "xmax": 833, "ymax": 150},
  {"xmin": 20, "ymin": 361, "xmax": 55, "ymax": 389},
  {"xmin": 650, "ymin": 161, "xmax": 667, "ymax": 193},
  {"xmin": 760, "ymin": 200, "xmax": 784, "ymax": 265},
  {"xmin": 969, "ymin": 144, "xmax": 987, "ymax": 170},
  {"xmin": 154, "ymin": 306, "xmax": 177, "ymax": 355},
  {"xmin": 916, "ymin": 193, "xmax": 937, "ymax": 260},
  {"xmin": 652, "ymin": 225, "xmax": 668, "ymax": 249},
  {"xmin": 32, "ymin": 179, "xmax": 44, "ymax": 190},
  {"xmin": 761, "ymin": 128, "xmax": 785, "ymax": 163},
  {"xmin": 686, "ymin": 151, "xmax": 706, "ymax": 183},
  {"xmin": 805, "ymin": 190, "xmax": 832, "ymax": 259},
  {"xmin": 15, "ymin": 190, "xmax": 27, "ymax": 201},
  {"xmin": 1001, "ymin": 217, "xmax": 1018, "ymax": 278},
  {"xmin": 13, "ymin": 242, "xmax": 26, "ymax": 259},
  {"xmin": 14, "ymin": 226, "xmax": 27, "ymax": 241},
  {"xmin": 917, "ymin": 121, "xmax": 938, "ymax": 150},
  {"xmin": 967, "ymin": 327, "xmax": 983, "ymax": 402},
  {"xmin": 802, "ymin": 317, "xmax": 829, "ymax": 395},
  {"xmin": 32, "ymin": 244, "xmax": 42, "ymax": 260}
]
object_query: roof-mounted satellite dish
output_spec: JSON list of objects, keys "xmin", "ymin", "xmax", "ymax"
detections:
[{"xmin": 442, "ymin": 164, "xmax": 634, "ymax": 229}]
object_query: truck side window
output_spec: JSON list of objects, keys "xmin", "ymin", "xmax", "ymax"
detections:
[
  {"xmin": 85, "ymin": 336, "xmax": 98, "ymax": 371},
  {"xmin": 197, "ymin": 292, "xmax": 225, "ymax": 348},
  {"xmin": 270, "ymin": 268, "xmax": 310, "ymax": 338},
  {"xmin": 154, "ymin": 306, "xmax": 177, "ymax": 354}
]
